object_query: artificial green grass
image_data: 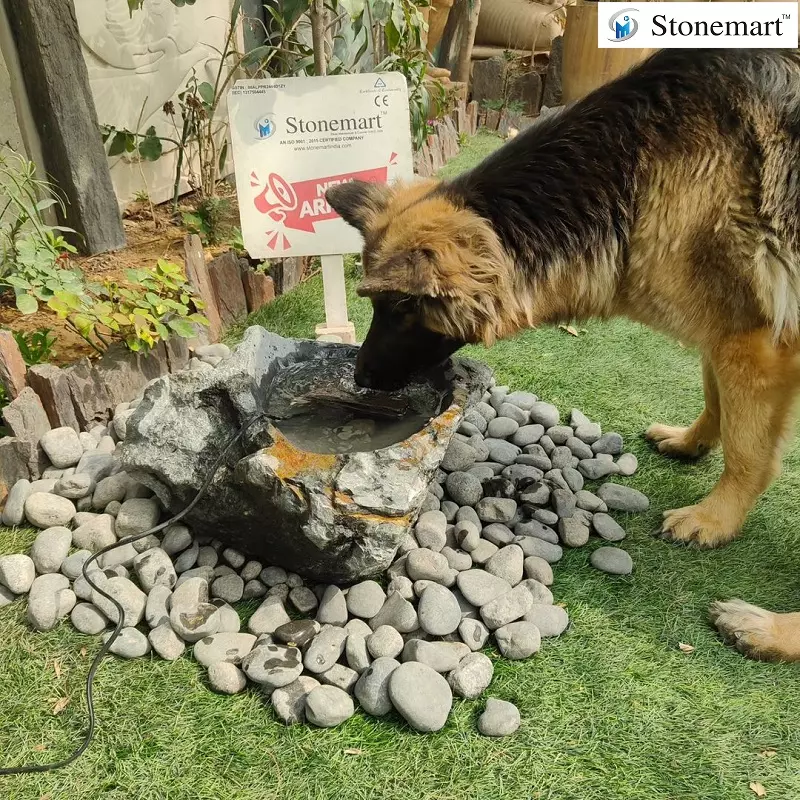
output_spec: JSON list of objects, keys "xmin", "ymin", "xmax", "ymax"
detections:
[{"xmin": 2, "ymin": 132, "xmax": 800, "ymax": 800}]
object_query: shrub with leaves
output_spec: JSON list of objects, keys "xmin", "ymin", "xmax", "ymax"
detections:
[
  {"xmin": 48, "ymin": 260, "xmax": 209, "ymax": 354},
  {"xmin": 12, "ymin": 328, "xmax": 57, "ymax": 365}
]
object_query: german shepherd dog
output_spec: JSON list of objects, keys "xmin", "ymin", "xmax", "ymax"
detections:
[{"xmin": 326, "ymin": 48, "xmax": 800, "ymax": 661}]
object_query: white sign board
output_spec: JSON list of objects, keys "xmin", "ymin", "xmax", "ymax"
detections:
[{"xmin": 227, "ymin": 73, "xmax": 414, "ymax": 258}]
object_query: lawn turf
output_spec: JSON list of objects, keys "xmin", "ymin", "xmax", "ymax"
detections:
[{"xmin": 1, "ymin": 132, "xmax": 799, "ymax": 800}]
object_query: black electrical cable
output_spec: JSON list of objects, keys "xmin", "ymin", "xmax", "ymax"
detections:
[{"xmin": 0, "ymin": 412, "xmax": 266, "ymax": 777}]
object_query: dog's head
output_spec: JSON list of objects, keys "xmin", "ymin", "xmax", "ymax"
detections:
[{"xmin": 326, "ymin": 179, "xmax": 513, "ymax": 391}]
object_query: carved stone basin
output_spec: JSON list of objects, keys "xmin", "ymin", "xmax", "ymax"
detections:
[{"xmin": 119, "ymin": 327, "xmax": 491, "ymax": 582}]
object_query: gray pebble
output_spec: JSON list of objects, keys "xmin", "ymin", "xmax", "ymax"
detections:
[
  {"xmin": 29, "ymin": 478, "xmax": 58, "ymax": 494},
  {"xmin": 441, "ymin": 547, "xmax": 472, "ymax": 572},
  {"xmin": 418, "ymin": 584, "xmax": 461, "ymax": 636},
  {"xmin": 502, "ymin": 465, "xmax": 544, "ymax": 484},
  {"xmin": 441, "ymin": 439, "xmax": 477, "ymax": 472},
  {"xmin": 475, "ymin": 497, "xmax": 517, "ymax": 524},
  {"xmin": 467, "ymin": 464, "xmax": 496, "ymax": 481},
  {"xmin": 487, "ymin": 417, "xmax": 519, "ymax": 439},
  {"xmin": 402, "ymin": 639, "xmax": 469, "ymax": 672},
  {"xmin": 551, "ymin": 489, "xmax": 576, "ymax": 519},
  {"xmin": 0, "ymin": 554, "xmax": 36, "ymax": 594},
  {"xmin": 208, "ymin": 662, "xmax": 247, "ymax": 695},
  {"xmin": 132, "ymin": 534, "xmax": 160, "ymax": 554},
  {"xmin": 304, "ymin": 625, "xmax": 348, "ymax": 674},
  {"xmin": 369, "ymin": 592, "xmax": 419, "ymax": 633},
  {"xmin": 475, "ymin": 401, "xmax": 497, "ymax": 421},
  {"xmin": 240, "ymin": 560, "xmax": 263, "ymax": 582},
  {"xmin": 590, "ymin": 546, "xmax": 634, "ymax": 575},
  {"xmin": 161, "ymin": 524, "xmax": 193, "ymax": 555},
  {"xmin": 61, "ymin": 550, "xmax": 92, "ymax": 581},
  {"xmin": 145, "ymin": 585, "xmax": 171, "ymax": 629},
  {"xmin": 92, "ymin": 474, "xmax": 129, "ymax": 509},
  {"xmin": 523, "ymin": 556, "xmax": 554, "ymax": 585},
  {"xmin": 173, "ymin": 540, "xmax": 200, "ymax": 573},
  {"xmin": 319, "ymin": 663, "xmax": 359, "ymax": 694},
  {"xmin": 174, "ymin": 566, "xmax": 214, "ymax": 589},
  {"xmin": 214, "ymin": 603, "xmax": 241, "ymax": 634},
  {"xmin": 97, "ymin": 543, "xmax": 138, "ymax": 571},
  {"xmin": 511, "ymin": 424, "xmax": 545, "ymax": 449},
  {"xmin": 469, "ymin": 540, "xmax": 498, "ymax": 565},
  {"xmin": 305, "ymin": 685, "xmax": 355, "ymax": 727},
  {"xmin": 354, "ymin": 657, "xmax": 400, "ymax": 716},
  {"xmin": 30, "ymin": 527, "xmax": 73, "ymax": 574},
  {"xmin": 420, "ymin": 493, "xmax": 440, "ymax": 513},
  {"xmin": 550, "ymin": 446, "xmax": 573, "ymax": 471},
  {"xmin": 345, "ymin": 634, "xmax": 372, "ymax": 673},
  {"xmin": 415, "ymin": 510, "xmax": 447, "ymax": 552},
  {"xmin": 596, "ymin": 483, "xmax": 649, "ymax": 512},
  {"xmin": 346, "ymin": 580, "xmax": 386, "ymax": 619},
  {"xmin": 406, "ymin": 550, "xmax": 450, "ymax": 584},
  {"xmin": 104, "ymin": 627, "xmax": 151, "ymax": 658},
  {"xmin": 616, "ymin": 453, "xmax": 639, "ymax": 476},
  {"xmin": 221, "ymin": 548, "xmax": 245, "ymax": 570},
  {"xmin": 566, "ymin": 436, "xmax": 594, "ymax": 459},
  {"xmin": 24, "ymin": 493, "xmax": 75, "ymax": 529},
  {"xmin": 193, "ymin": 632, "xmax": 257, "ymax": 667},
  {"xmin": 525, "ymin": 604, "xmax": 570, "ymax": 637},
  {"xmin": 505, "ymin": 391, "xmax": 538, "ymax": 410},
  {"xmin": 346, "ymin": 618, "xmax": 374, "ymax": 639},
  {"xmin": 592, "ymin": 513, "xmax": 627, "ymax": 541},
  {"xmin": 440, "ymin": 500, "xmax": 459, "ymax": 522},
  {"xmin": 243, "ymin": 580, "xmax": 267, "ymax": 600},
  {"xmin": 429, "ymin": 480, "xmax": 445, "ymax": 500},
  {"xmin": 133, "ymin": 548, "xmax": 177, "ymax": 593},
  {"xmin": 196, "ymin": 546, "xmax": 219, "ymax": 568},
  {"xmin": 243, "ymin": 643, "xmax": 303, "ymax": 687},
  {"xmin": 592, "ymin": 432, "xmax": 624, "ymax": 455},
  {"xmin": 274, "ymin": 620, "xmax": 320, "ymax": 649},
  {"xmin": 545, "ymin": 469, "xmax": 571, "ymax": 493},
  {"xmin": 53, "ymin": 473, "xmax": 94, "ymax": 500},
  {"xmin": 467, "ymin": 435, "xmax": 490, "ymax": 462},
  {"xmin": 389, "ymin": 662, "xmax": 453, "ymax": 732},
  {"xmin": 464, "ymin": 408, "xmax": 489, "ymax": 433},
  {"xmin": 387, "ymin": 575, "xmax": 414, "ymax": 601},
  {"xmin": 2, "ymin": 479, "xmax": 31, "ymax": 526},
  {"xmin": 519, "ymin": 482, "xmax": 550, "ymax": 507},
  {"xmin": 271, "ymin": 676, "xmax": 320, "ymax": 724},
  {"xmin": 485, "ymin": 545, "xmax": 524, "ymax": 586},
  {"xmin": 480, "ymin": 585, "xmax": 534, "ymax": 630},
  {"xmin": 521, "ymin": 578, "xmax": 554, "ymax": 605},
  {"xmin": 445, "ymin": 472, "xmax": 483, "ymax": 507},
  {"xmin": 454, "ymin": 520, "xmax": 480, "ymax": 552},
  {"xmin": 495, "ymin": 621, "xmax": 542, "ymax": 659},
  {"xmin": 248, "ymin": 596, "xmax": 290, "ymax": 636},
  {"xmin": 456, "ymin": 570, "xmax": 512, "ymax": 607},
  {"xmin": 459, "ymin": 618, "xmax": 490, "ymax": 651},
  {"xmin": 40, "ymin": 427, "xmax": 83, "ymax": 469},
  {"xmin": 211, "ymin": 573, "xmax": 244, "ymax": 604},
  {"xmin": 92, "ymin": 577, "xmax": 147, "ymax": 627},
  {"xmin": 148, "ymin": 623, "xmax": 187, "ymax": 661},
  {"xmin": 570, "ymin": 409, "xmax": 592, "ymax": 428},
  {"xmin": 448, "ymin": 651, "xmax": 493, "ymax": 699},
  {"xmin": 478, "ymin": 698, "xmax": 521, "ymax": 737},
  {"xmin": 316, "ymin": 586, "xmax": 349, "ymax": 626},
  {"xmin": 70, "ymin": 602, "xmax": 109, "ymax": 634},
  {"xmin": 559, "ymin": 517, "xmax": 590, "ymax": 548},
  {"xmin": 459, "ymin": 421, "xmax": 482, "ymax": 438},
  {"xmin": 575, "ymin": 490, "xmax": 608, "ymax": 512},
  {"xmin": 531, "ymin": 509, "xmax": 560, "ymax": 528},
  {"xmin": 485, "ymin": 439, "xmax": 521, "ymax": 466},
  {"xmin": 289, "ymin": 586, "xmax": 318, "ymax": 614},
  {"xmin": 27, "ymin": 574, "xmax": 74, "ymax": 631},
  {"xmin": 366, "ymin": 625, "xmax": 404, "ymax": 659},
  {"xmin": 519, "ymin": 444, "xmax": 552, "ymax": 470},
  {"xmin": 574, "ymin": 422, "xmax": 602, "ymax": 444},
  {"xmin": 529, "ymin": 402, "xmax": 559, "ymax": 428},
  {"xmin": 260, "ymin": 566, "xmax": 288, "ymax": 587},
  {"xmin": 481, "ymin": 523, "xmax": 514, "ymax": 546},
  {"xmin": 562, "ymin": 467, "xmax": 584, "ymax": 493},
  {"xmin": 547, "ymin": 426, "xmax": 574, "ymax": 446},
  {"xmin": 578, "ymin": 458, "xmax": 619, "ymax": 480}
]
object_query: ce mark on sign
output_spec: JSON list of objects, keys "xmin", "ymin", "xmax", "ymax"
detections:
[{"xmin": 373, "ymin": 94, "xmax": 390, "ymax": 108}]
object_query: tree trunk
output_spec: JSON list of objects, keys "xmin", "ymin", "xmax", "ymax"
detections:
[
  {"xmin": 4, "ymin": 0, "xmax": 126, "ymax": 255},
  {"xmin": 437, "ymin": 0, "xmax": 482, "ymax": 85},
  {"xmin": 310, "ymin": 0, "xmax": 328, "ymax": 76}
]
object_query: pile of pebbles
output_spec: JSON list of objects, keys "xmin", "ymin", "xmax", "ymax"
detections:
[{"xmin": 0, "ymin": 350, "xmax": 649, "ymax": 736}]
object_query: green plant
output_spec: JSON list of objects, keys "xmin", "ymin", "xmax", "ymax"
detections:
[
  {"xmin": 0, "ymin": 144, "xmax": 81, "ymax": 314},
  {"xmin": 12, "ymin": 328, "xmax": 57, "ymax": 365},
  {"xmin": 48, "ymin": 260, "xmax": 209, "ymax": 354},
  {"xmin": 181, "ymin": 197, "xmax": 233, "ymax": 245}
]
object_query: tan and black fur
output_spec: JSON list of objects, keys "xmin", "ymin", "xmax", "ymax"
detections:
[{"xmin": 326, "ymin": 48, "xmax": 800, "ymax": 662}]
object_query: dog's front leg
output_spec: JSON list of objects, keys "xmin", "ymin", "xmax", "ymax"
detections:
[{"xmin": 659, "ymin": 330, "xmax": 797, "ymax": 548}]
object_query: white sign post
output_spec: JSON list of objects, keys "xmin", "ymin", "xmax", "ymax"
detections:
[{"xmin": 227, "ymin": 73, "xmax": 414, "ymax": 343}]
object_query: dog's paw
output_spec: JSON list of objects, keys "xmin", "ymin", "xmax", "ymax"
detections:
[
  {"xmin": 657, "ymin": 504, "xmax": 739, "ymax": 549},
  {"xmin": 645, "ymin": 423, "xmax": 708, "ymax": 459},
  {"xmin": 709, "ymin": 599, "xmax": 782, "ymax": 660}
]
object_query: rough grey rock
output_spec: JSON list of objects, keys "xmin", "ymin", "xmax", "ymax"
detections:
[
  {"xmin": 550, "ymin": 446, "xmax": 573, "ymax": 471},
  {"xmin": 597, "ymin": 483, "xmax": 650, "ymax": 512},
  {"xmin": 289, "ymin": 586, "xmax": 318, "ymax": 615},
  {"xmin": 148, "ymin": 622, "xmax": 187, "ymax": 661},
  {"xmin": 387, "ymin": 575, "xmax": 415, "ymax": 601},
  {"xmin": 592, "ymin": 432, "xmax": 624, "ymax": 456},
  {"xmin": 271, "ymin": 676, "xmax": 320, "ymax": 723},
  {"xmin": 406, "ymin": 549, "xmax": 450, "ymax": 584},
  {"xmin": 616, "ymin": 453, "xmax": 639, "ymax": 476},
  {"xmin": 169, "ymin": 577, "xmax": 221, "ymax": 642},
  {"xmin": 459, "ymin": 618, "xmax": 490, "ymax": 651},
  {"xmin": 304, "ymin": 625, "xmax": 348, "ymax": 674},
  {"xmin": 40, "ymin": 427, "xmax": 83, "ymax": 469},
  {"xmin": 480, "ymin": 585, "xmax": 534, "ymax": 630},
  {"xmin": 524, "ymin": 604, "xmax": 569, "ymax": 637},
  {"xmin": 445, "ymin": 471, "xmax": 483, "ymax": 507},
  {"xmin": 70, "ymin": 602, "xmax": 109, "ymax": 634},
  {"xmin": 92, "ymin": 473, "xmax": 130, "ymax": 510},
  {"xmin": 559, "ymin": 517, "xmax": 590, "ymax": 548},
  {"xmin": 133, "ymin": 548, "xmax": 177, "ymax": 593},
  {"xmin": 104, "ymin": 627, "xmax": 151, "ymax": 658},
  {"xmin": 417, "ymin": 584, "xmax": 461, "ymax": 636},
  {"xmin": 475, "ymin": 497, "xmax": 517, "ymax": 524},
  {"xmin": 240, "ymin": 560, "xmax": 263, "ymax": 582},
  {"xmin": 590, "ymin": 546, "xmax": 634, "ymax": 575},
  {"xmin": 208, "ymin": 662, "xmax": 247, "ymax": 694},
  {"xmin": 92, "ymin": 577, "xmax": 146, "ymax": 627},
  {"xmin": 53, "ymin": 473, "xmax": 94, "ymax": 500},
  {"xmin": 24, "ymin": 493, "xmax": 75, "ymax": 529},
  {"xmin": 441, "ymin": 439, "xmax": 477, "ymax": 472},
  {"xmin": 243, "ymin": 643, "xmax": 303, "ymax": 688},
  {"xmin": 389, "ymin": 662, "xmax": 453, "ymax": 732},
  {"xmin": 304, "ymin": 685, "xmax": 355, "ymax": 727},
  {"xmin": 248, "ymin": 595, "xmax": 291, "ymax": 636},
  {"xmin": 0, "ymin": 554, "xmax": 36, "ymax": 594},
  {"xmin": 447, "ymin": 651, "xmax": 493, "ymax": 699},
  {"xmin": 30, "ymin": 527, "xmax": 72, "ymax": 574},
  {"xmin": 211, "ymin": 573, "xmax": 244, "ymax": 604},
  {"xmin": 119, "ymin": 328, "xmax": 490, "ymax": 583},
  {"xmin": 145, "ymin": 585, "xmax": 172, "ymax": 629},
  {"xmin": 475, "ymin": 401, "xmax": 496, "ymax": 422},
  {"xmin": 367, "ymin": 625, "xmax": 404, "ymax": 659},
  {"xmin": 485, "ymin": 439, "xmax": 520, "ymax": 466},
  {"xmin": 485, "ymin": 545, "xmax": 524, "ymax": 586},
  {"xmin": 478, "ymin": 698, "xmax": 521, "ymax": 737},
  {"xmin": 494, "ymin": 621, "xmax": 542, "ymax": 659},
  {"xmin": 193, "ymin": 632, "xmax": 257, "ymax": 667},
  {"xmin": 551, "ymin": 489, "xmax": 576, "ymax": 520}
]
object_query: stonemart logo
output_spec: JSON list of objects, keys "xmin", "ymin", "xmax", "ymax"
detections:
[{"xmin": 598, "ymin": 1, "xmax": 798, "ymax": 48}]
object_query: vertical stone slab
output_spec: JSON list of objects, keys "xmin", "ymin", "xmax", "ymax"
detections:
[
  {"xmin": 242, "ymin": 271, "xmax": 275, "ymax": 313},
  {"xmin": 208, "ymin": 251, "xmax": 248, "ymax": 326},
  {"xmin": 93, "ymin": 344, "xmax": 168, "ymax": 408},
  {"xmin": 165, "ymin": 337, "xmax": 190, "ymax": 374},
  {"xmin": 63, "ymin": 357, "xmax": 112, "ymax": 428},
  {"xmin": 4, "ymin": 0, "xmax": 125, "ymax": 254},
  {"xmin": 542, "ymin": 36, "xmax": 564, "ymax": 108},
  {"xmin": 183, "ymin": 235, "xmax": 222, "ymax": 342},
  {"xmin": 1, "ymin": 387, "xmax": 50, "ymax": 476},
  {"xmin": 26, "ymin": 364, "xmax": 80, "ymax": 431},
  {"xmin": 0, "ymin": 330, "xmax": 27, "ymax": 400},
  {"xmin": 0, "ymin": 437, "xmax": 32, "ymax": 505}
]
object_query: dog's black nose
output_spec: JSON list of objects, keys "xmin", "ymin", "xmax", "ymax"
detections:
[{"xmin": 354, "ymin": 369, "xmax": 373, "ymax": 389}]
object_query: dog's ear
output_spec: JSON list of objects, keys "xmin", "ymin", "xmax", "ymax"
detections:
[{"xmin": 326, "ymin": 180, "xmax": 391, "ymax": 233}]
